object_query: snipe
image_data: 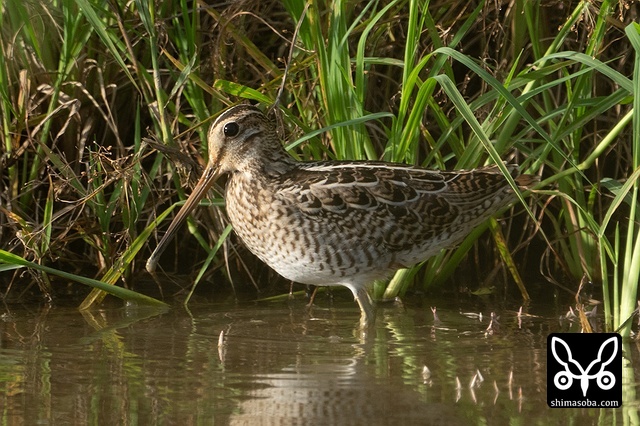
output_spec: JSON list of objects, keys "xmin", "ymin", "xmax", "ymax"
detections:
[{"xmin": 147, "ymin": 105, "xmax": 535, "ymax": 325}]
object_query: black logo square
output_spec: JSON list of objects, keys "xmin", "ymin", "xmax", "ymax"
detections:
[{"xmin": 547, "ymin": 333, "xmax": 622, "ymax": 408}]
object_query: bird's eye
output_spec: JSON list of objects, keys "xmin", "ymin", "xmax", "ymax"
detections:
[{"xmin": 223, "ymin": 122, "xmax": 240, "ymax": 137}]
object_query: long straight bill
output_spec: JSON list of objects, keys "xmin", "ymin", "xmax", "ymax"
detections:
[{"xmin": 146, "ymin": 165, "xmax": 219, "ymax": 273}]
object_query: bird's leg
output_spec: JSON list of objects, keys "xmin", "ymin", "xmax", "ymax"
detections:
[{"xmin": 351, "ymin": 286, "xmax": 376, "ymax": 327}]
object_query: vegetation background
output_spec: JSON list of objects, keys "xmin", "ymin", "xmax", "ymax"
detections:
[{"xmin": 1, "ymin": 0, "xmax": 638, "ymax": 334}]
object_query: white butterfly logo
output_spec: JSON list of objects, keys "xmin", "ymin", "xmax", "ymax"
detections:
[{"xmin": 551, "ymin": 336, "xmax": 618, "ymax": 397}]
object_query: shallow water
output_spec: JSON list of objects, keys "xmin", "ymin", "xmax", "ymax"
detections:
[{"xmin": 1, "ymin": 291, "xmax": 638, "ymax": 425}]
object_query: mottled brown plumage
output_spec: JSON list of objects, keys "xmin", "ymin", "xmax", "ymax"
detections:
[{"xmin": 147, "ymin": 105, "xmax": 535, "ymax": 325}]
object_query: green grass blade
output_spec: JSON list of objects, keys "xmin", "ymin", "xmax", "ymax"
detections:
[
  {"xmin": 616, "ymin": 22, "xmax": 640, "ymax": 335},
  {"xmin": 80, "ymin": 201, "xmax": 180, "ymax": 309},
  {"xmin": 186, "ymin": 224, "xmax": 234, "ymax": 305},
  {"xmin": 75, "ymin": 0, "xmax": 135, "ymax": 84},
  {"xmin": 213, "ymin": 80, "xmax": 273, "ymax": 104},
  {"xmin": 41, "ymin": 182, "xmax": 54, "ymax": 255},
  {"xmin": 0, "ymin": 250, "xmax": 167, "ymax": 308},
  {"xmin": 286, "ymin": 112, "xmax": 394, "ymax": 151}
]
